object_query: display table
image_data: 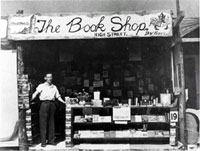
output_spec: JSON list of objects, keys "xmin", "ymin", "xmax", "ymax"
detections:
[{"xmin": 67, "ymin": 106, "xmax": 177, "ymax": 146}]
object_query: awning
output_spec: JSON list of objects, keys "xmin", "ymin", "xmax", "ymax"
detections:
[{"xmin": 180, "ymin": 17, "xmax": 199, "ymax": 37}]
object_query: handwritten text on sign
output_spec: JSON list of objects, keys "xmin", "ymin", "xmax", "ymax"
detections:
[
  {"xmin": 113, "ymin": 107, "xmax": 131, "ymax": 121},
  {"xmin": 8, "ymin": 11, "xmax": 172, "ymax": 40}
]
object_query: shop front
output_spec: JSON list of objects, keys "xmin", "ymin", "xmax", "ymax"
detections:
[{"xmin": 4, "ymin": 10, "xmax": 187, "ymax": 150}]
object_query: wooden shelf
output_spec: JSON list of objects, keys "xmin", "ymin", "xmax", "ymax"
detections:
[
  {"xmin": 73, "ymin": 122, "xmax": 169, "ymax": 125},
  {"xmin": 71, "ymin": 106, "xmax": 173, "ymax": 109},
  {"xmin": 73, "ymin": 137, "xmax": 170, "ymax": 144},
  {"xmin": 74, "ymin": 137, "xmax": 169, "ymax": 139}
]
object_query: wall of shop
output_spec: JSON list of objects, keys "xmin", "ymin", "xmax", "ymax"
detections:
[{"xmin": 0, "ymin": 49, "xmax": 18, "ymax": 140}]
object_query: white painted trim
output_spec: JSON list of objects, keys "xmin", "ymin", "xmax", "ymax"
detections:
[{"xmin": 182, "ymin": 38, "xmax": 200, "ymax": 42}]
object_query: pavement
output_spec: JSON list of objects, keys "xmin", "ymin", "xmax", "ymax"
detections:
[
  {"xmin": 0, "ymin": 140, "xmax": 188, "ymax": 151},
  {"xmin": 29, "ymin": 141, "xmax": 185, "ymax": 151}
]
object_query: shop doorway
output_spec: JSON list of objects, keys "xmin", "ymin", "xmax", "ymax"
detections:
[{"xmin": 21, "ymin": 37, "xmax": 172, "ymax": 146}]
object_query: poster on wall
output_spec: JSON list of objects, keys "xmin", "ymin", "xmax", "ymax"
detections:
[{"xmin": 8, "ymin": 11, "xmax": 172, "ymax": 40}]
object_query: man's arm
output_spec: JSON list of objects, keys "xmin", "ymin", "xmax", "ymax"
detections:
[
  {"xmin": 31, "ymin": 85, "xmax": 41, "ymax": 101},
  {"xmin": 57, "ymin": 96, "xmax": 65, "ymax": 104},
  {"xmin": 31, "ymin": 91, "xmax": 40, "ymax": 100},
  {"xmin": 55, "ymin": 87, "xmax": 65, "ymax": 104}
]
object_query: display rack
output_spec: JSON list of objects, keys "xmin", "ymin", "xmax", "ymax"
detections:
[{"xmin": 68, "ymin": 106, "xmax": 177, "ymax": 145}]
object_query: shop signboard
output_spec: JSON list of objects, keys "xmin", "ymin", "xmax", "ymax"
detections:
[{"xmin": 8, "ymin": 11, "xmax": 172, "ymax": 40}]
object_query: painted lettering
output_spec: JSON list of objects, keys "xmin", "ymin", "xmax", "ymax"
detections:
[
  {"xmin": 111, "ymin": 16, "xmax": 123, "ymax": 31},
  {"xmin": 136, "ymin": 23, "xmax": 146, "ymax": 35},
  {"xmin": 66, "ymin": 16, "xmax": 106, "ymax": 33},
  {"xmin": 66, "ymin": 17, "xmax": 82, "ymax": 33},
  {"xmin": 94, "ymin": 32, "xmax": 106, "ymax": 37},
  {"xmin": 37, "ymin": 19, "xmax": 60, "ymax": 33},
  {"xmin": 107, "ymin": 32, "xmax": 127, "ymax": 37},
  {"xmin": 111, "ymin": 16, "xmax": 147, "ymax": 35}
]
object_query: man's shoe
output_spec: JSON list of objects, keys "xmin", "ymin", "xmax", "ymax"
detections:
[{"xmin": 41, "ymin": 144, "xmax": 46, "ymax": 147}]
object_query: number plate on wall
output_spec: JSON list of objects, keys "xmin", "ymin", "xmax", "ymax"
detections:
[{"xmin": 170, "ymin": 111, "xmax": 178, "ymax": 122}]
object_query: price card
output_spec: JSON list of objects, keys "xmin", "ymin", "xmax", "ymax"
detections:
[
  {"xmin": 114, "ymin": 121, "xmax": 128, "ymax": 124},
  {"xmin": 113, "ymin": 107, "xmax": 131, "ymax": 121},
  {"xmin": 26, "ymin": 131, "xmax": 32, "ymax": 136},
  {"xmin": 65, "ymin": 129, "xmax": 71, "ymax": 134},
  {"xmin": 170, "ymin": 111, "xmax": 178, "ymax": 122},
  {"xmin": 93, "ymin": 81, "xmax": 103, "ymax": 87},
  {"xmin": 65, "ymin": 123, "xmax": 71, "ymax": 128},
  {"xmin": 174, "ymin": 87, "xmax": 180, "ymax": 95},
  {"xmin": 65, "ymin": 137, "xmax": 71, "ymax": 142}
]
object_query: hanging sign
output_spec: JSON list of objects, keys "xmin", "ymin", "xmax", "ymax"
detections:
[{"xmin": 8, "ymin": 11, "xmax": 172, "ymax": 40}]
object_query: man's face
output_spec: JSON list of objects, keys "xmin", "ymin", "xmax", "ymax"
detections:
[{"xmin": 45, "ymin": 74, "xmax": 53, "ymax": 84}]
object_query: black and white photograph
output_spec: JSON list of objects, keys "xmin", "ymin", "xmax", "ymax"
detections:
[{"xmin": 0, "ymin": 0, "xmax": 199, "ymax": 150}]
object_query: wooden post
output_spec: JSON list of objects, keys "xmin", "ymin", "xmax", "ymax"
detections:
[
  {"xmin": 180, "ymin": 47, "xmax": 187, "ymax": 149},
  {"xmin": 176, "ymin": 37, "xmax": 187, "ymax": 149},
  {"xmin": 17, "ymin": 42, "xmax": 29, "ymax": 151},
  {"xmin": 176, "ymin": 0, "xmax": 187, "ymax": 149},
  {"xmin": 174, "ymin": 27, "xmax": 187, "ymax": 149},
  {"xmin": 176, "ymin": 0, "xmax": 180, "ymax": 15},
  {"xmin": 174, "ymin": 0, "xmax": 186, "ymax": 148}
]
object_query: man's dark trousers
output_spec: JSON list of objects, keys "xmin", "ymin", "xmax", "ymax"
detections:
[{"xmin": 39, "ymin": 100, "xmax": 56, "ymax": 145}]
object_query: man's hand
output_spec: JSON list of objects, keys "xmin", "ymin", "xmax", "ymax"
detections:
[{"xmin": 58, "ymin": 96, "xmax": 66, "ymax": 105}]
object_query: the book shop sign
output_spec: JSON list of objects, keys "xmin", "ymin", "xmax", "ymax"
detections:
[{"xmin": 8, "ymin": 11, "xmax": 172, "ymax": 40}]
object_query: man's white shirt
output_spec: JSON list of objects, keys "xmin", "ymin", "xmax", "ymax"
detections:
[{"xmin": 36, "ymin": 82, "xmax": 61, "ymax": 101}]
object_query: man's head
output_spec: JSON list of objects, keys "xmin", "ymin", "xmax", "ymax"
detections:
[{"xmin": 44, "ymin": 73, "xmax": 53, "ymax": 84}]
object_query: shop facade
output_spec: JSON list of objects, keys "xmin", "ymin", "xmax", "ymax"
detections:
[{"xmin": 1, "ymin": 7, "xmax": 190, "ymax": 150}]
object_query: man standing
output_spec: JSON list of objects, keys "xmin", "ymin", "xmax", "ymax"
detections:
[{"xmin": 32, "ymin": 73, "xmax": 65, "ymax": 147}]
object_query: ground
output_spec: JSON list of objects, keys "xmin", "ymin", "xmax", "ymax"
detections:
[{"xmin": 29, "ymin": 141, "xmax": 184, "ymax": 151}]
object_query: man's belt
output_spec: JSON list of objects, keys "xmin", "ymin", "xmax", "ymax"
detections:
[{"xmin": 41, "ymin": 100, "xmax": 55, "ymax": 103}]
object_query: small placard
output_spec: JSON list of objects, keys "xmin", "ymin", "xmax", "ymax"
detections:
[
  {"xmin": 113, "ymin": 89, "xmax": 122, "ymax": 97},
  {"xmin": 89, "ymin": 86, "xmax": 94, "ymax": 93},
  {"xmin": 124, "ymin": 77, "xmax": 136, "ymax": 82},
  {"xmin": 103, "ymin": 71, "xmax": 108, "ymax": 78},
  {"xmin": 83, "ymin": 79, "xmax": 89, "ymax": 87},
  {"xmin": 94, "ymin": 74, "xmax": 101, "ymax": 81},
  {"xmin": 114, "ymin": 121, "xmax": 128, "ymax": 124},
  {"xmin": 60, "ymin": 86, "xmax": 65, "ymax": 94},
  {"xmin": 105, "ymin": 79, "xmax": 110, "ymax": 85},
  {"xmin": 77, "ymin": 78, "xmax": 82, "ymax": 85},
  {"xmin": 174, "ymin": 87, "xmax": 180, "ymax": 95},
  {"xmin": 93, "ymin": 81, "xmax": 103, "ymax": 87},
  {"xmin": 113, "ymin": 81, "xmax": 120, "ymax": 87},
  {"xmin": 65, "ymin": 129, "xmax": 71, "ymax": 134},
  {"xmin": 170, "ymin": 111, "xmax": 178, "ymax": 122},
  {"xmin": 127, "ymin": 91, "xmax": 133, "ymax": 98},
  {"xmin": 65, "ymin": 137, "xmax": 71, "ymax": 142},
  {"xmin": 103, "ymin": 64, "xmax": 110, "ymax": 69},
  {"xmin": 113, "ymin": 107, "xmax": 131, "ymax": 121},
  {"xmin": 148, "ymin": 84, "xmax": 154, "ymax": 91}
]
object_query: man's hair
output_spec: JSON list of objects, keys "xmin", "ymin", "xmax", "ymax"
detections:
[{"xmin": 45, "ymin": 73, "xmax": 53, "ymax": 77}]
